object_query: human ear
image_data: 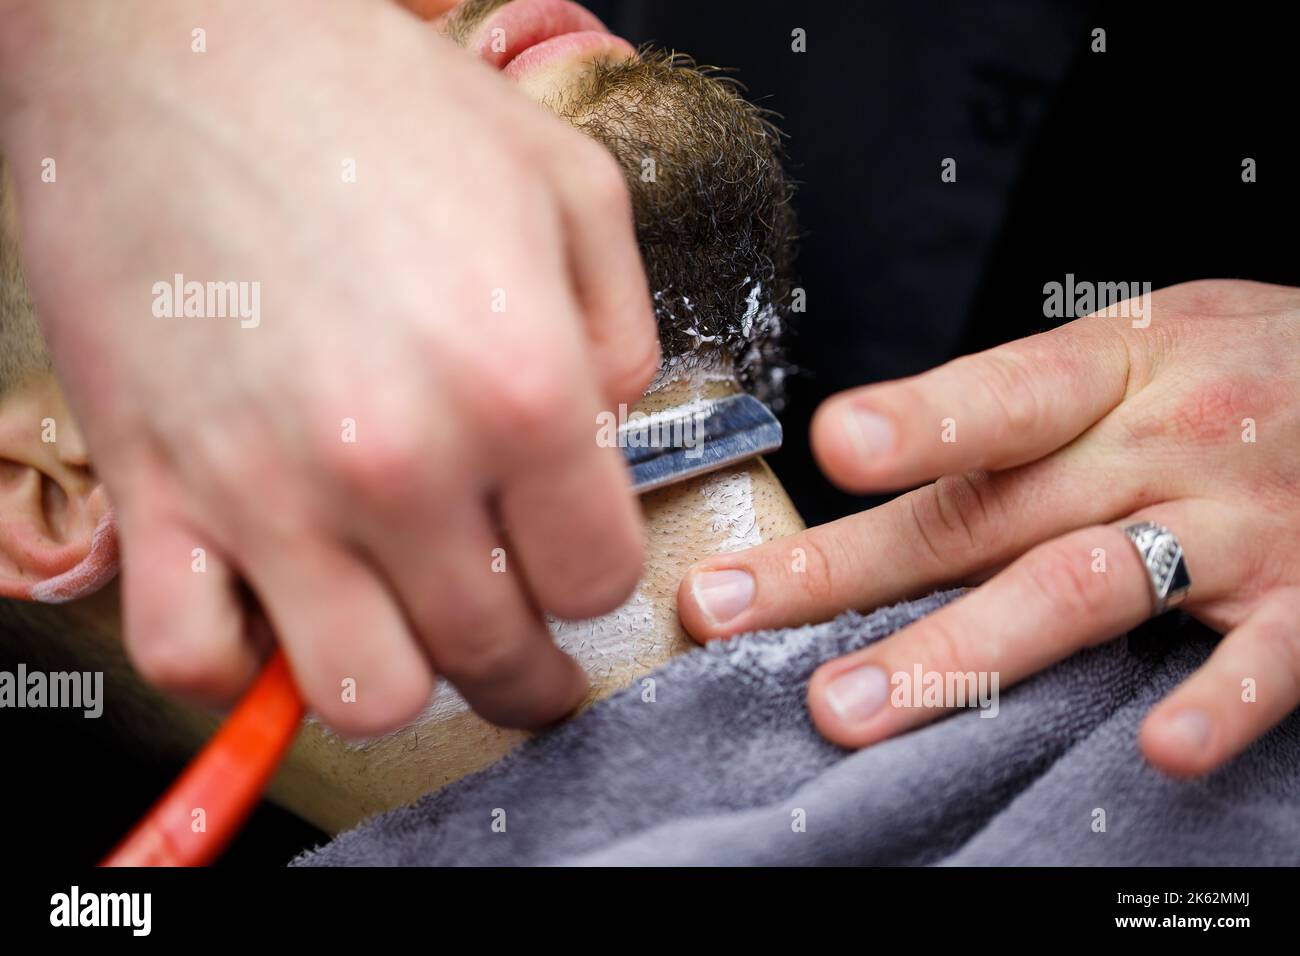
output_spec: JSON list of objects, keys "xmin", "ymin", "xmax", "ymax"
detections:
[{"xmin": 0, "ymin": 373, "xmax": 116, "ymax": 602}]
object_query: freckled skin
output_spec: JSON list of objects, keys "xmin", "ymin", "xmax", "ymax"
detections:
[{"xmin": 1118, "ymin": 375, "xmax": 1267, "ymax": 447}]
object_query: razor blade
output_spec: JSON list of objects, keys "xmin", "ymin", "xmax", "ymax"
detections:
[{"xmin": 619, "ymin": 393, "xmax": 782, "ymax": 493}]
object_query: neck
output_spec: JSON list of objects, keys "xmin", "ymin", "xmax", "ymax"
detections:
[{"xmin": 31, "ymin": 368, "xmax": 805, "ymax": 833}]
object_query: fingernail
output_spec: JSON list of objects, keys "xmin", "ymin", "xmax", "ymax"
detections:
[
  {"xmin": 824, "ymin": 666, "xmax": 890, "ymax": 724},
  {"xmin": 690, "ymin": 569, "xmax": 754, "ymax": 626},
  {"xmin": 1165, "ymin": 709, "xmax": 1212, "ymax": 751},
  {"xmin": 843, "ymin": 406, "xmax": 895, "ymax": 459}
]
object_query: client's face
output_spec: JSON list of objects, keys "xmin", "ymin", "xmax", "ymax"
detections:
[{"xmin": 437, "ymin": 0, "xmax": 797, "ymax": 394}]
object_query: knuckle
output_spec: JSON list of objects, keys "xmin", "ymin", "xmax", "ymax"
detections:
[
  {"xmin": 794, "ymin": 533, "xmax": 838, "ymax": 605},
  {"xmin": 325, "ymin": 416, "xmax": 425, "ymax": 496},
  {"xmin": 907, "ymin": 492, "xmax": 946, "ymax": 568},
  {"xmin": 488, "ymin": 360, "xmax": 575, "ymax": 436},
  {"xmin": 497, "ymin": 161, "xmax": 560, "ymax": 232},
  {"xmin": 1024, "ymin": 537, "xmax": 1114, "ymax": 620},
  {"xmin": 907, "ymin": 474, "xmax": 991, "ymax": 566},
  {"xmin": 973, "ymin": 351, "xmax": 1044, "ymax": 442},
  {"xmin": 916, "ymin": 615, "xmax": 970, "ymax": 675},
  {"xmin": 932, "ymin": 472, "xmax": 994, "ymax": 549},
  {"xmin": 198, "ymin": 424, "xmax": 279, "ymax": 501}
]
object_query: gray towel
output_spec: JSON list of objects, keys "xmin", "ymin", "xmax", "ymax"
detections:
[{"xmin": 292, "ymin": 589, "xmax": 1300, "ymax": 866}]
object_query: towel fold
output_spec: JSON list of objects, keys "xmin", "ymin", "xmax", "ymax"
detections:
[{"xmin": 293, "ymin": 589, "xmax": 1300, "ymax": 866}]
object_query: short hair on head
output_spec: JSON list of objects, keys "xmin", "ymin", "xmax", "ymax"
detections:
[{"xmin": 0, "ymin": 156, "xmax": 52, "ymax": 395}]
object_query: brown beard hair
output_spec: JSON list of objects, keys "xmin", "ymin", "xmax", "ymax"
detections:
[
  {"xmin": 552, "ymin": 49, "xmax": 798, "ymax": 401},
  {"xmin": 439, "ymin": 0, "xmax": 800, "ymax": 398}
]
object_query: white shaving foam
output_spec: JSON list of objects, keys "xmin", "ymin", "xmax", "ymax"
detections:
[
  {"xmin": 645, "ymin": 350, "xmax": 734, "ymax": 396},
  {"xmin": 548, "ymin": 587, "xmax": 657, "ymax": 679},
  {"xmin": 315, "ymin": 399, "xmax": 763, "ymax": 751},
  {"xmin": 699, "ymin": 471, "xmax": 762, "ymax": 553},
  {"xmin": 319, "ymin": 588, "xmax": 659, "ymax": 750}
]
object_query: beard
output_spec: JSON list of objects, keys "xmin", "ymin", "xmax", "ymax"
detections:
[{"xmin": 442, "ymin": 1, "xmax": 798, "ymax": 401}]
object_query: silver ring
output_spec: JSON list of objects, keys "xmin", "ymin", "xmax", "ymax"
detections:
[{"xmin": 1123, "ymin": 521, "xmax": 1192, "ymax": 616}]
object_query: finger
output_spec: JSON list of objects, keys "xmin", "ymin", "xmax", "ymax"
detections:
[
  {"xmin": 499, "ymin": 428, "xmax": 644, "ymax": 621},
  {"xmin": 492, "ymin": 344, "xmax": 645, "ymax": 621},
  {"xmin": 811, "ymin": 318, "xmax": 1133, "ymax": 493},
  {"xmin": 371, "ymin": 494, "xmax": 589, "ymax": 729},
  {"xmin": 547, "ymin": 138, "xmax": 660, "ymax": 406},
  {"xmin": 246, "ymin": 539, "xmax": 434, "ymax": 737},
  {"xmin": 1141, "ymin": 587, "xmax": 1300, "ymax": 777},
  {"xmin": 320, "ymin": 361, "xmax": 590, "ymax": 728},
  {"xmin": 806, "ymin": 501, "xmax": 1240, "ymax": 750},
  {"xmin": 119, "ymin": 507, "xmax": 259, "ymax": 706},
  {"xmin": 679, "ymin": 444, "xmax": 1141, "ymax": 641}
]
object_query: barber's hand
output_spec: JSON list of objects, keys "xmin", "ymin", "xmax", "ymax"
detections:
[
  {"xmin": 680, "ymin": 280, "xmax": 1300, "ymax": 775},
  {"xmin": 0, "ymin": 0, "xmax": 657, "ymax": 732}
]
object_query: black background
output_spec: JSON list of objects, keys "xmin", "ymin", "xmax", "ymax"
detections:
[
  {"xmin": 3, "ymin": 0, "xmax": 1295, "ymax": 866},
  {"xmin": 589, "ymin": 0, "xmax": 1297, "ymax": 525}
]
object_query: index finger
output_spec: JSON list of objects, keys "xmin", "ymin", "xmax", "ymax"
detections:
[
  {"xmin": 807, "ymin": 523, "xmax": 1152, "ymax": 749},
  {"xmin": 812, "ymin": 317, "xmax": 1134, "ymax": 494},
  {"xmin": 806, "ymin": 502, "xmax": 1240, "ymax": 751}
]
